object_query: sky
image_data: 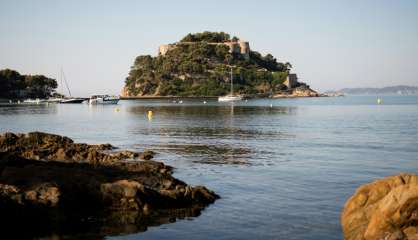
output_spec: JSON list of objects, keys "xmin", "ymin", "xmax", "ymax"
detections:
[{"xmin": 1, "ymin": 0, "xmax": 418, "ymax": 96}]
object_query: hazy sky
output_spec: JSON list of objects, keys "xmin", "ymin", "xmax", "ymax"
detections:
[{"xmin": 1, "ymin": 0, "xmax": 417, "ymax": 96}]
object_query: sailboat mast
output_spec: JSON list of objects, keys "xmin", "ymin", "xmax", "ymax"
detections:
[
  {"xmin": 61, "ymin": 68, "xmax": 72, "ymax": 97},
  {"xmin": 230, "ymin": 67, "xmax": 233, "ymax": 95}
]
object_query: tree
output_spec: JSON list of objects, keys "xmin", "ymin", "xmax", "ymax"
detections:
[
  {"xmin": 215, "ymin": 45, "xmax": 229, "ymax": 60},
  {"xmin": 180, "ymin": 31, "xmax": 231, "ymax": 43},
  {"xmin": 285, "ymin": 62, "xmax": 293, "ymax": 72},
  {"xmin": 25, "ymin": 75, "xmax": 58, "ymax": 98},
  {"xmin": 0, "ymin": 69, "xmax": 57, "ymax": 99}
]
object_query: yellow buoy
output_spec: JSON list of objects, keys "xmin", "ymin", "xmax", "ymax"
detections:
[
  {"xmin": 115, "ymin": 107, "xmax": 120, "ymax": 112},
  {"xmin": 147, "ymin": 110, "xmax": 153, "ymax": 121},
  {"xmin": 377, "ymin": 97, "xmax": 382, "ymax": 105}
]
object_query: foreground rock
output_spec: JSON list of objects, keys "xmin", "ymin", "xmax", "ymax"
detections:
[
  {"xmin": 0, "ymin": 132, "xmax": 219, "ymax": 238},
  {"xmin": 341, "ymin": 173, "xmax": 418, "ymax": 240}
]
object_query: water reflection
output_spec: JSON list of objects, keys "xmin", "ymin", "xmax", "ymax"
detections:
[
  {"xmin": 154, "ymin": 144, "xmax": 252, "ymax": 165},
  {"xmin": 0, "ymin": 104, "xmax": 58, "ymax": 115},
  {"xmin": 4, "ymin": 100, "xmax": 384, "ymax": 239},
  {"xmin": 2, "ymin": 207, "xmax": 206, "ymax": 240},
  {"xmin": 124, "ymin": 105, "xmax": 297, "ymax": 166},
  {"xmin": 126, "ymin": 104, "xmax": 297, "ymax": 118}
]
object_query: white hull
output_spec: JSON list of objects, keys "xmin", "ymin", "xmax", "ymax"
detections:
[
  {"xmin": 219, "ymin": 67, "xmax": 242, "ymax": 102},
  {"xmin": 47, "ymin": 98, "xmax": 64, "ymax": 103},
  {"xmin": 218, "ymin": 95, "xmax": 243, "ymax": 102},
  {"xmin": 89, "ymin": 96, "xmax": 120, "ymax": 105},
  {"xmin": 23, "ymin": 99, "xmax": 47, "ymax": 104}
]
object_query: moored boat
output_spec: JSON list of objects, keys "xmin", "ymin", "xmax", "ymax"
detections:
[
  {"xmin": 23, "ymin": 98, "xmax": 47, "ymax": 104},
  {"xmin": 57, "ymin": 69, "xmax": 84, "ymax": 104},
  {"xmin": 218, "ymin": 67, "xmax": 242, "ymax": 102},
  {"xmin": 89, "ymin": 95, "xmax": 120, "ymax": 105},
  {"xmin": 218, "ymin": 95, "xmax": 243, "ymax": 102},
  {"xmin": 60, "ymin": 98, "xmax": 85, "ymax": 104}
]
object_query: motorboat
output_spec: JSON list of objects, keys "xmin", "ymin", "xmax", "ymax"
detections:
[{"xmin": 89, "ymin": 95, "xmax": 120, "ymax": 105}]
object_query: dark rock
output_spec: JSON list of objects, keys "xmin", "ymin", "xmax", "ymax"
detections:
[
  {"xmin": 0, "ymin": 132, "xmax": 219, "ymax": 238},
  {"xmin": 140, "ymin": 150, "xmax": 155, "ymax": 160}
]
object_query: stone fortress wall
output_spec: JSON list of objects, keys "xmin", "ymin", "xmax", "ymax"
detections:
[
  {"xmin": 158, "ymin": 40, "xmax": 250, "ymax": 59},
  {"xmin": 283, "ymin": 73, "xmax": 298, "ymax": 89}
]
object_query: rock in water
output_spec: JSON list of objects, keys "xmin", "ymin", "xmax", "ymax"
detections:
[
  {"xmin": 341, "ymin": 174, "xmax": 418, "ymax": 240},
  {"xmin": 0, "ymin": 132, "xmax": 219, "ymax": 238}
]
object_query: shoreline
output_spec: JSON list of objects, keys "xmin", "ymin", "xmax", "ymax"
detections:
[
  {"xmin": 120, "ymin": 94, "xmax": 331, "ymax": 100},
  {"xmin": 120, "ymin": 96, "xmax": 219, "ymax": 100}
]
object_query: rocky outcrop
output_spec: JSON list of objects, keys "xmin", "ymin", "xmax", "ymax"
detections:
[
  {"xmin": 0, "ymin": 132, "xmax": 219, "ymax": 238},
  {"xmin": 292, "ymin": 86, "xmax": 320, "ymax": 97},
  {"xmin": 272, "ymin": 86, "xmax": 321, "ymax": 98},
  {"xmin": 341, "ymin": 173, "xmax": 418, "ymax": 240},
  {"xmin": 0, "ymin": 132, "xmax": 154, "ymax": 164}
]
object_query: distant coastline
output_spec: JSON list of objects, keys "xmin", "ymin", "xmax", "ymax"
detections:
[{"xmin": 326, "ymin": 85, "xmax": 418, "ymax": 96}]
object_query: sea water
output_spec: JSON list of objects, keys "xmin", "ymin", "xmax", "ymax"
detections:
[{"xmin": 1, "ymin": 96, "xmax": 417, "ymax": 240}]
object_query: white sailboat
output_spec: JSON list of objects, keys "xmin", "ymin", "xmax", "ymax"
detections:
[
  {"xmin": 58, "ymin": 69, "xmax": 85, "ymax": 104},
  {"xmin": 218, "ymin": 67, "xmax": 243, "ymax": 102}
]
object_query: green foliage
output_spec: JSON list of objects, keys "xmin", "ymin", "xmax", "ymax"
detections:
[
  {"xmin": 272, "ymin": 72, "xmax": 288, "ymax": 91},
  {"xmin": 125, "ymin": 32, "xmax": 292, "ymax": 96},
  {"xmin": 0, "ymin": 69, "xmax": 57, "ymax": 99},
  {"xmin": 180, "ymin": 31, "xmax": 231, "ymax": 43}
]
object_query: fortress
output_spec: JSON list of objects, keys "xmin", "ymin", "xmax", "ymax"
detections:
[{"xmin": 158, "ymin": 40, "xmax": 250, "ymax": 59}]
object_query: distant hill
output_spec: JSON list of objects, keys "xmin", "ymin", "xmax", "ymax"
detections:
[{"xmin": 328, "ymin": 85, "xmax": 418, "ymax": 95}]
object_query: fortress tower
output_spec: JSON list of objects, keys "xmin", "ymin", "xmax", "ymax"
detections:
[
  {"xmin": 158, "ymin": 44, "xmax": 176, "ymax": 56},
  {"xmin": 238, "ymin": 40, "xmax": 250, "ymax": 59},
  {"xmin": 284, "ymin": 73, "xmax": 299, "ymax": 89}
]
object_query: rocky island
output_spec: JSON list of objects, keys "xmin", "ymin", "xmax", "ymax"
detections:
[
  {"xmin": 121, "ymin": 31, "xmax": 319, "ymax": 98},
  {"xmin": 0, "ymin": 132, "xmax": 219, "ymax": 238}
]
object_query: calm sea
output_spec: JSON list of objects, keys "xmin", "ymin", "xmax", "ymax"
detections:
[{"xmin": 1, "ymin": 96, "xmax": 418, "ymax": 240}]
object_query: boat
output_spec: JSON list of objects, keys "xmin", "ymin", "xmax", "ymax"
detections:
[
  {"xmin": 89, "ymin": 95, "xmax": 120, "ymax": 105},
  {"xmin": 23, "ymin": 98, "xmax": 47, "ymax": 104},
  {"xmin": 218, "ymin": 67, "xmax": 243, "ymax": 102},
  {"xmin": 218, "ymin": 95, "xmax": 243, "ymax": 102},
  {"xmin": 60, "ymin": 98, "xmax": 85, "ymax": 104},
  {"xmin": 58, "ymin": 69, "xmax": 85, "ymax": 104},
  {"xmin": 46, "ymin": 97, "xmax": 64, "ymax": 103}
]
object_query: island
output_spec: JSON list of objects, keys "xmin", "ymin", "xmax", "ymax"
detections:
[
  {"xmin": 121, "ymin": 31, "xmax": 320, "ymax": 98},
  {"xmin": 0, "ymin": 69, "xmax": 58, "ymax": 100}
]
